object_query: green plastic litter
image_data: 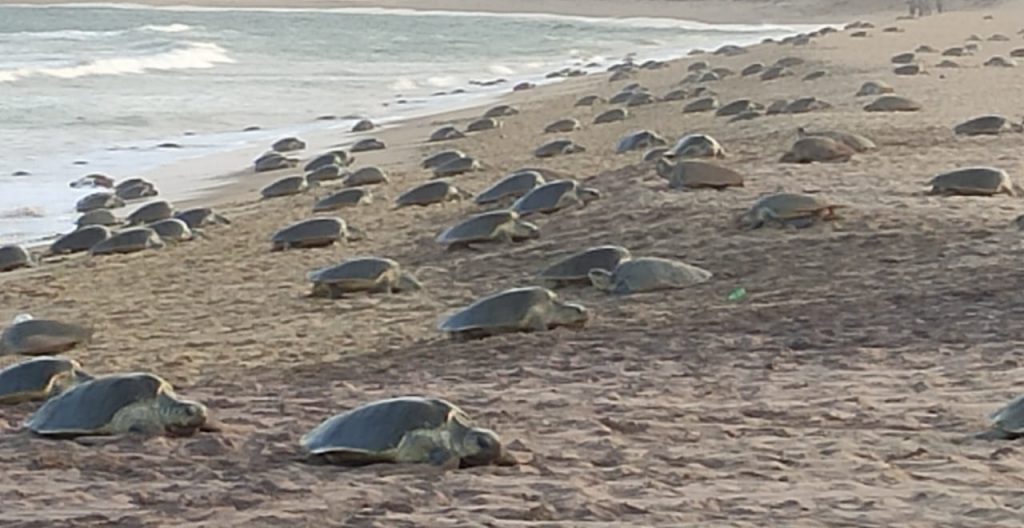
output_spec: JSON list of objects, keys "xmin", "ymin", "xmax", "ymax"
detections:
[{"xmin": 727, "ymin": 287, "xmax": 748, "ymax": 302}]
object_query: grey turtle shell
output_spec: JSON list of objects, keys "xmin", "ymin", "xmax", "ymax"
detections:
[
  {"xmin": 433, "ymin": 156, "xmax": 480, "ymax": 178},
  {"xmin": 591, "ymin": 257, "xmax": 713, "ymax": 294},
  {"xmin": 76, "ymin": 209, "xmax": 120, "ymax": 228},
  {"xmin": 149, "ymin": 218, "xmax": 194, "ymax": 242},
  {"xmin": 271, "ymin": 217, "xmax": 350, "ymax": 251},
  {"xmin": 512, "ymin": 179, "xmax": 599, "ymax": 216},
  {"xmin": 175, "ymin": 207, "xmax": 231, "ymax": 229},
  {"xmin": 436, "ymin": 210, "xmax": 537, "ymax": 247},
  {"xmin": 25, "ymin": 372, "xmax": 167, "ymax": 435},
  {"xmin": 272, "ymin": 137, "xmax": 306, "ymax": 153},
  {"xmin": 429, "ymin": 126, "xmax": 466, "ymax": 142},
  {"xmin": 467, "ymin": 118, "xmax": 501, "ymax": 132},
  {"xmin": 742, "ymin": 192, "xmax": 841, "ymax": 227},
  {"xmin": 984, "ymin": 395, "xmax": 1024, "ymax": 439},
  {"xmin": 715, "ymin": 99, "xmax": 760, "ymax": 117},
  {"xmin": 396, "ymin": 180, "xmax": 462, "ymax": 208},
  {"xmin": 49, "ymin": 226, "xmax": 111, "ymax": 255},
  {"xmin": 421, "ymin": 150, "xmax": 467, "ymax": 170},
  {"xmin": 304, "ymin": 152, "xmax": 345, "ymax": 173},
  {"xmin": 306, "ymin": 257, "xmax": 417, "ymax": 294},
  {"xmin": 351, "ymin": 138, "xmax": 386, "ymax": 153},
  {"xmin": 254, "ymin": 152, "xmax": 297, "ymax": 173},
  {"xmin": 0, "ymin": 319, "xmax": 93, "ymax": 356},
  {"xmin": 0, "ymin": 245, "xmax": 36, "ymax": 272},
  {"xmin": 538, "ymin": 245, "xmax": 632, "ymax": 283},
  {"xmin": 668, "ymin": 134, "xmax": 726, "ymax": 159},
  {"xmin": 616, "ymin": 130, "xmax": 667, "ymax": 154},
  {"xmin": 344, "ymin": 166, "xmax": 389, "ymax": 187},
  {"xmin": 261, "ymin": 175, "xmax": 308, "ymax": 199},
  {"xmin": 314, "ymin": 188, "xmax": 372, "ymax": 212},
  {"xmin": 798, "ymin": 128, "xmax": 877, "ymax": 152},
  {"xmin": 437, "ymin": 286, "xmax": 563, "ymax": 334},
  {"xmin": 954, "ymin": 115, "xmax": 1011, "ymax": 136},
  {"xmin": 864, "ymin": 96, "xmax": 922, "ymax": 112},
  {"xmin": 0, "ymin": 357, "xmax": 86, "ymax": 404},
  {"xmin": 90, "ymin": 227, "xmax": 165, "ymax": 256},
  {"xmin": 301, "ymin": 397, "xmax": 462, "ymax": 458},
  {"xmin": 116, "ymin": 181, "xmax": 158, "ymax": 201},
  {"xmin": 127, "ymin": 200, "xmax": 173, "ymax": 226},
  {"xmin": 483, "ymin": 105, "xmax": 519, "ymax": 118},
  {"xmin": 474, "ymin": 171, "xmax": 546, "ymax": 205},
  {"xmin": 76, "ymin": 192, "xmax": 125, "ymax": 213},
  {"xmin": 594, "ymin": 108, "xmax": 629, "ymax": 125},
  {"xmin": 683, "ymin": 97, "xmax": 718, "ymax": 113},
  {"xmin": 307, "ymin": 165, "xmax": 344, "ymax": 184},
  {"xmin": 534, "ymin": 139, "xmax": 585, "ymax": 158},
  {"xmin": 544, "ymin": 118, "xmax": 581, "ymax": 134},
  {"xmin": 928, "ymin": 167, "xmax": 1014, "ymax": 196},
  {"xmin": 662, "ymin": 160, "xmax": 745, "ymax": 189}
]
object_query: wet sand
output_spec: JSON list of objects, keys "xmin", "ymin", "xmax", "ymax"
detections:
[{"xmin": 4, "ymin": 1, "xmax": 1024, "ymax": 526}]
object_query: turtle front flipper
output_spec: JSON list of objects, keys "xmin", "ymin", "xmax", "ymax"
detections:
[
  {"xmin": 588, "ymin": 269, "xmax": 615, "ymax": 292},
  {"xmin": 394, "ymin": 428, "xmax": 454, "ymax": 466}
]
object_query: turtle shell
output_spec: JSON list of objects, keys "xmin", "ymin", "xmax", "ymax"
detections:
[
  {"xmin": 483, "ymin": 105, "xmax": 519, "ymax": 118},
  {"xmin": 954, "ymin": 115, "xmax": 1009, "ymax": 136},
  {"xmin": 438, "ymin": 287, "xmax": 556, "ymax": 334},
  {"xmin": 595, "ymin": 257, "xmax": 713, "ymax": 294},
  {"xmin": 0, "ymin": 319, "xmax": 93, "ymax": 356},
  {"xmin": 799, "ymin": 129, "xmax": 876, "ymax": 152},
  {"xmin": 90, "ymin": 227, "xmax": 165, "ymax": 256},
  {"xmin": 351, "ymin": 138, "xmax": 386, "ymax": 152},
  {"xmin": 261, "ymin": 176, "xmax": 308, "ymax": 199},
  {"xmin": 76, "ymin": 192, "xmax": 125, "ymax": 213},
  {"xmin": 76, "ymin": 209, "xmax": 120, "ymax": 228},
  {"xmin": 429, "ymin": 126, "xmax": 465, "ymax": 142},
  {"xmin": 864, "ymin": 96, "xmax": 922, "ymax": 112},
  {"xmin": 301, "ymin": 397, "xmax": 461, "ymax": 462},
  {"xmin": 175, "ymin": 207, "xmax": 230, "ymax": 228},
  {"xmin": 396, "ymin": 181, "xmax": 458, "ymax": 207},
  {"xmin": 750, "ymin": 193, "xmax": 837, "ymax": 220},
  {"xmin": 534, "ymin": 139, "xmax": 584, "ymax": 158},
  {"xmin": 544, "ymin": 118, "xmax": 581, "ymax": 134},
  {"xmin": 116, "ymin": 181, "xmax": 158, "ymax": 201},
  {"xmin": 594, "ymin": 108, "xmax": 629, "ymax": 124},
  {"xmin": 0, "ymin": 245, "xmax": 35, "ymax": 272},
  {"xmin": 0, "ymin": 357, "xmax": 84, "ymax": 404},
  {"xmin": 307, "ymin": 165, "xmax": 343, "ymax": 184},
  {"xmin": 616, "ymin": 130, "xmax": 667, "ymax": 154},
  {"xmin": 437, "ymin": 210, "xmax": 520, "ymax": 245},
  {"xmin": 669, "ymin": 134, "xmax": 725, "ymax": 159},
  {"xmin": 667, "ymin": 161, "xmax": 745, "ymax": 189},
  {"xmin": 538, "ymin": 245, "xmax": 632, "ymax": 283},
  {"xmin": 308, "ymin": 257, "xmax": 399, "ymax": 289},
  {"xmin": 25, "ymin": 372, "xmax": 167, "ymax": 435},
  {"xmin": 474, "ymin": 171, "xmax": 545, "ymax": 205},
  {"xmin": 989, "ymin": 395, "xmax": 1024, "ymax": 435},
  {"xmin": 421, "ymin": 150, "xmax": 467, "ymax": 170},
  {"xmin": 304, "ymin": 152, "xmax": 342, "ymax": 173},
  {"xmin": 512, "ymin": 180, "xmax": 584, "ymax": 215},
  {"xmin": 149, "ymin": 218, "xmax": 193, "ymax": 242},
  {"xmin": 344, "ymin": 167, "xmax": 388, "ymax": 187},
  {"xmin": 467, "ymin": 118, "xmax": 500, "ymax": 132},
  {"xmin": 929, "ymin": 167, "xmax": 1013, "ymax": 195},
  {"xmin": 271, "ymin": 217, "xmax": 347, "ymax": 250},
  {"xmin": 433, "ymin": 156, "xmax": 479, "ymax": 178},
  {"xmin": 49, "ymin": 225, "xmax": 111, "ymax": 255},
  {"xmin": 127, "ymin": 201, "xmax": 173, "ymax": 226},
  {"xmin": 314, "ymin": 188, "xmax": 372, "ymax": 212}
]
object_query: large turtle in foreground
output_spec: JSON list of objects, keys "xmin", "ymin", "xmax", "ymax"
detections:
[
  {"xmin": 436, "ymin": 210, "xmax": 539, "ymax": 251},
  {"xmin": 537, "ymin": 245, "xmax": 632, "ymax": 288},
  {"xmin": 474, "ymin": 170, "xmax": 546, "ymax": 207},
  {"xmin": 271, "ymin": 217, "xmax": 364, "ymax": 251},
  {"xmin": 927, "ymin": 167, "xmax": 1016, "ymax": 196},
  {"xmin": 0, "ymin": 357, "xmax": 92, "ymax": 404},
  {"xmin": 25, "ymin": 372, "xmax": 209, "ymax": 438},
  {"xmin": 976, "ymin": 395, "xmax": 1024, "ymax": 440},
  {"xmin": 0, "ymin": 318, "xmax": 93, "ymax": 356},
  {"xmin": 737, "ymin": 192, "xmax": 844, "ymax": 229},
  {"xmin": 0, "ymin": 245, "xmax": 37, "ymax": 272},
  {"xmin": 301, "ymin": 396, "xmax": 516, "ymax": 468},
  {"xmin": 589, "ymin": 257, "xmax": 712, "ymax": 294},
  {"xmin": 438, "ymin": 286, "xmax": 589, "ymax": 341},
  {"xmin": 308, "ymin": 257, "xmax": 422, "ymax": 298}
]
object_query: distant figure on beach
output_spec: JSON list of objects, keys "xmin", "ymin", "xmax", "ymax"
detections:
[
  {"xmin": 936, "ymin": 0, "xmax": 943, "ymax": 13},
  {"xmin": 920, "ymin": 0, "xmax": 932, "ymax": 16},
  {"xmin": 908, "ymin": 0, "xmax": 917, "ymax": 17}
]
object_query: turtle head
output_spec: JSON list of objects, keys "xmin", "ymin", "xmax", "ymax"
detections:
[
  {"xmin": 796, "ymin": 126, "xmax": 809, "ymax": 138},
  {"xmin": 587, "ymin": 269, "xmax": 615, "ymax": 292},
  {"xmin": 396, "ymin": 271, "xmax": 424, "ymax": 292},
  {"xmin": 655, "ymin": 158, "xmax": 675, "ymax": 180},
  {"xmin": 552, "ymin": 300, "xmax": 590, "ymax": 328},
  {"xmin": 457, "ymin": 427, "xmax": 517, "ymax": 468},
  {"xmin": 512, "ymin": 220, "xmax": 541, "ymax": 241},
  {"xmin": 578, "ymin": 187, "xmax": 602, "ymax": 206},
  {"xmin": 159, "ymin": 395, "xmax": 209, "ymax": 437}
]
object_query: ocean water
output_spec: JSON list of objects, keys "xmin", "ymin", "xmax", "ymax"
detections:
[{"xmin": 0, "ymin": 3, "xmax": 817, "ymax": 244}]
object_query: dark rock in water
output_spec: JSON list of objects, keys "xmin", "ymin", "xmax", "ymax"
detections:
[
  {"xmin": 156, "ymin": 142, "xmax": 182, "ymax": 149},
  {"xmin": 184, "ymin": 131, "xmax": 196, "ymax": 136},
  {"xmin": 11, "ymin": 171, "xmax": 30, "ymax": 177},
  {"xmin": 432, "ymin": 91, "xmax": 447, "ymax": 97},
  {"xmin": 243, "ymin": 126, "xmax": 261, "ymax": 132},
  {"xmin": 316, "ymin": 115, "xmax": 337, "ymax": 121}
]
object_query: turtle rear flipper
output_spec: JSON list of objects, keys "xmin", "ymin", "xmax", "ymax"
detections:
[{"xmin": 973, "ymin": 428, "xmax": 1020, "ymax": 441}]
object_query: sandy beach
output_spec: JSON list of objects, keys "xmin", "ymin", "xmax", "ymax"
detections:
[{"xmin": 4, "ymin": 0, "xmax": 1024, "ymax": 526}]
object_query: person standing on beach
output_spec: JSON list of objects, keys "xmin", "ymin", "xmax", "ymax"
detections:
[
  {"xmin": 936, "ymin": 0, "xmax": 944, "ymax": 13},
  {"xmin": 908, "ymin": 0, "xmax": 918, "ymax": 17}
]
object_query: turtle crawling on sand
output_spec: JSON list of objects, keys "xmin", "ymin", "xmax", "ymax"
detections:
[
  {"xmin": 438, "ymin": 286, "xmax": 589, "ymax": 341},
  {"xmin": 175, "ymin": 207, "xmax": 231, "ymax": 229},
  {"xmin": 436, "ymin": 210, "xmax": 539, "ymax": 251},
  {"xmin": 0, "ymin": 357, "xmax": 92, "ymax": 404},
  {"xmin": 47, "ymin": 226, "xmax": 111, "ymax": 256},
  {"xmin": 308, "ymin": 257, "xmax": 421, "ymax": 298},
  {"xmin": 0, "ymin": 245, "xmax": 37, "ymax": 272},
  {"xmin": 589, "ymin": 257, "xmax": 712, "ymax": 294},
  {"xmin": 512, "ymin": 180, "xmax": 601, "ymax": 217},
  {"xmin": 89, "ymin": 227, "xmax": 165, "ymax": 256},
  {"xmin": 737, "ymin": 192, "xmax": 844, "ymax": 229},
  {"xmin": 261, "ymin": 175, "xmax": 309, "ymax": 199},
  {"xmin": 271, "ymin": 217, "xmax": 364, "ymax": 251},
  {"xmin": 667, "ymin": 134, "xmax": 726, "ymax": 159},
  {"xmin": 534, "ymin": 139, "xmax": 586, "ymax": 158},
  {"xmin": 796, "ymin": 127, "xmax": 876, "ymax": 152},
  {"xmin": 474, "ymin": 170, "xmax": 546, "ymax": 207},
  {"xmin": 301, "ymin": 396, "xmax": 516, "ymax": 468},
  {"xmin": 149, "ymin": 218, "xmax": 198, "ymax": 243},
  {"xmin": 313, "ymin": 189, "xmax": 373, "ymax": 212},
  {"xmin": 953, "ymin": 115, "xmax": 1019, "ymax": 136},
  {"xmin": 657, "ymin": 160, "xmax": 745, "ymax": 190},
  {"xmin": 976, "ymin": 395, "xmax": 1024, "ymax": 440},
  {"xmin": 927, "ymin": 167, "xmax": 1016, "ymax": 196},
  {"xmin": 0, "ymin": 318, "xmax": 93, "ymax": 356},
  {"xmin": 127, "ymin": 200, "xmax": 174, "ymax": 226},
  {"xmin": 537, "ymin": 245, "xmax": 632, "ymax": 288},
  {"xmin": 780, "ymin": 137, "xmax": 855, "ymax": 163},
  {"xmin": 25, "ymin": 372, "xmax": 209, "ymax": 438},
  {"xmin": 395, "ymin": 180, "xmax": 468, "ymax": 208}
]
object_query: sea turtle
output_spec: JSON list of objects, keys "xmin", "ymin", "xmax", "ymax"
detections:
[
  {"xmin": 512, "ymin": 180, "xmax": 601, "ymax": 217},
  {"xmin": 307, "ymin": 257, "xmax": 422, "ymax": 298},
  {"xmin": 483, "ymin": 105, "xmax": 519, "ymax": 118},
  {"xmin": 47, "ymin": 225, "xmax": 111, "ymax": 256},
  {"xmin": 351, "ymin": 138, "xmax": 386, "ymax": 153},
  {"xmin": 803, "ymin": 70, "xmax": 828, "ymax": 81},
  {"xmin": 90, "ymin": 227, "xmax": 165, "ymax": 256},
  {"xmin": 943, "ymin": 46, "xmax": 968, "ymax": 57},
  {"xmin": 537, "ymin": 245, "xmax": 632, "ymax": 288},
  {"xmin": 891, "ymin": 52, "xmax": 916, "ymax": 64},
  {"xmin": 69, "ymin": 174, "xmax": 115, "ymax": 189},
  {"xmin": 305, "ymin": 152, "xmax": 347, "ymax": 173},
  {"xmin": 307, "ymin": 165, "xmax": 344, "ymax": 184},
  {"xmin": 774, "ymin": 56, "xmax": 805, "ymax": 68},
  {"xmin": 76, "ymin": 209, "xmax": 120, "ymax": 228},
  {"xmin": 936, "ymin": 59, "xmax": 961, "ymax": 69},
  {"xmin": 300, "ymin": 396, "xmax": 515, "ymax": 467},
  {"xmin": 589, "ymin": 257, "xmax": 713, "ymax": 294},
  {"xmin": 780, "ymin": 137, "xmax": 855, "ymax": 163},
  {"xmin": 989, "ymin": 33, "xmax": 1011, "ymax": 42},
  {"xmin": 953, "ymin": 115, "xmax": 1015, "ymax": 136},
  {"xmin": 688, "ymin": 60, "xmax": 710, "ymax": 72},
  {"xmin": 395, "ymin": 180, "xmax": 468, "ymax": 208},
  {"xmin": 683, "ymin": 97, "xmax": 718, "ymax": 113},
  {"xmin": 433, "ymin": 156, "xmax": 480, "ymax": 178},
  {"xmin": 856, "ymin": 80, "xmax": 895, "ymax": 96},
  {"xmin": 422, "ymin": 150, "xmax": 467, "ymax": 170},
  {"xmin": 715, "ymin": 99, "xmax": 761, "ymax": 117},
  {"xmin": 766, "ymin": 100, "xmax": 789, "ymax": 115},
  {"xmin": 927, "ymin": 167, "xmax": 1015, "ymax": 196},
  {"xmin": 175, "ymin": 207, "xmax": 231, "ymax": 229},
  {"xmin": 436, "ymin": 210, "xmax": 539, "ymax": 250},
  {"xmin": 149, "ymin": 218, "xmax": 197, "ymax": 243},
  {"xmin": 466, "ymin": 118, "xmax": 501, "ymax": 132},
  {"xmin": 667, "ymin": 134, "xmax": 726, "ymax": 159},
  {"xmin": 0, "ymin": 318, "xmax": 93, "ymax": 356},
  {"xmin": 127, "ymin": 200, "xmax": 173, "ymax": 226},
  {"xmin": 737, "ymin": 192, "xmax": 844, "ymax": 229},
  {"xmin": 261, "ymin": 175, "xmax": 309, "ymax": 199},
  {"xmin": 313, "ymin": 188, "xmax": 373, "ymax": 212},
  {"xmin": 643, "ymin": 147, "xmax": 669, "ymax": 162},
  {"xmin": 658, "ymin": 160, "xmax": 745, "ymax": 189},
  {"xmin": 984, "ymin": 56, "xmax": 1016, "ymax": 68},
  {"xmin": 594, "ymin": 108, "xmax": 629, "ymax": 125},
  {"xmin": 474, "ymin": 170, "xmax": 546, "ymax": 206},
  {"xmin": 894, "ymin": 64, "xmax": 924, "ymax": 76},
  {"xmin": 343, "ymin": 166, "xmax": 389, "ymax": 187},
  {"xmin": 76, "ymin": 192, "xmax": 125, "ymax": 213},
  {"xmin": 1012, "ymin": 48, "xmax": 1024, "ymax": 58},
  {"xmin": 661, "ymin": 89, "xmax": 689, "ymax": 102},
  {"xmin": 429, "ymin": 126, "xmax": 466, "ymax": 142},
  {"xmin": 616, "ymin": 130, "xmax": 667, "ymax": 154},
  {"xmin": 760, "ymin": 66, "xmax": 793, "ymax": 81},
  {"xmin": 783, "ymin": 97, "xmax": 832, "ymax": 114},
  {"xmin": 272, "ymin": 137, "xmax": 306, "ymax": 153},
  {"xmin": 438, "ymin": 286, "xmax": 588, "ymax": 341},
  {"xmin": 741, "ymin": 63, "xmax": 765, "ymax": 76},
  {"xmin": 351, "ymin": 119, "xmax": 374, "ymax": 132},
  {"xmin": 544, "ymin": 118, "xmax": 582, "ymax": 134},
  {"xmin": 254, "ymin": 152, "xmax": 298, "ymax": 173},
  {"xmin": 714, "ymin": 44, "xmax": 746, "ymax": 56},
  {"xmin": 575, "ymin": 95, "xmax": 604, "ymax": 107},
  {"xmin": 271, "ymin": 217, "xmax": 363, "ymax": 251},
  {"xmin": 115, "ymin": 180, "xmax": 158, "ymax": 201},
  {"xmin": 534, "ymin": 139, "xmax": 585, "ymax": 158},
  {"xmin": 25, "ymin": 372, "xmax": 209, "ymax": 438},
  {"xmin": 0, "ymin": 245, "xmax": 36, "ymax": 272},
  {"xmin": 626, "ymin": 92, "xmax": 656, "ymax": 107},
  {"xmin": 0, "ymin": 357, "xmax": 91, "ymax": 404},
  {"xmin": 796, "ymin": 127, "xmax": 877, "ymax": 152},
  {"xmin": 975, "ymin": 395, "xmax": 1024, "ymax": 440}
]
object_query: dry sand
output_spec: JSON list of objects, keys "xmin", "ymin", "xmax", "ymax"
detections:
[{"xmin": 5, "ymin": 0, "xmax": 1024, "ymax": 526}]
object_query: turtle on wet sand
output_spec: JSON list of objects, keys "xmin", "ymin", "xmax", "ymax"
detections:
[
  {"xmin": 0, "ymin": 318, "xmax": 93, "ymax": 356},
  {"xmin": 512, "ymin": 180, "xmax": 601, "ymax": 216},
  {"xmin": 927, "ymin": 167, "xmax": 1016, "ymax": 196},
  {"xmin": 343, "ymin": 166, "xmax": 389, "ymax": 187},
  {"xmin": 25, "ymin": 372, "xmax": 210, "ymax": 438},
  {"xmin": 76, "ymin": 192, "xmax": 125, "ymax": 213},
  {"xmin": 436, "ymin": 210, "xmax": 539, "ymax": 251},
  {"xmin": 737, "ymin": 192, "xmax": 845, "ymax": 229},
  {"xmin": 0, "ymin": 357, "xmax": 92, "ymax": 404},
  {"xmin": 474, "ymin": 170, "xmax": 546, "ymax": 206},
  {"xmin": 395, "ymin": 180, "xmax": 469, "ymax": 208},
  {"xmin": 589, "ymin": 257, "xmax": 712, "ymax": 294},
  {"xmin": 537, "ymin": 245, "xmax": 632, "ymax": 288},
  {"xmin": 149, "ymin": 218, "xmax": 198, "ymax": 243},
  {"xmin": 438, "ymin": 286, "xmax": 588, "ymax": 341},
  {"xmin": 47, "ymin": 226, "xmax": 111, "ymax": 256},
  {"xmin": 433, "ymin": 156, "xmax": 480, "ymax": 178},
  {"xmin": 301, "ymin": 396, "xmax": 516, "ymax": 467},
  {"xmin": 90, "ymin": 227, "xmax": 165, "ymax": 256},
  {"xmin": 127, "ymin": 200, "xmax": 174, "ymax": 226},
  {"xmin": 0, "ymin": 245, "xmax": 37, "ymax": 272},
  {"xmin": 422, "ymin": 150, "xmax": 467, "ymax": 170},
  {"xmin": 76, "ymin": 209, "xmax": 120, "ymax": 228},
  {"xmin": 976, "ymin": 395, "xmax": 1024, "ymax": 440},
  {"xmin": 271, "ymin": 217, "xmax": 364, "ymax": 251},
  {"xmin": 307, "ymin": 257, "xmax": 422, "ymax": 298}
]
